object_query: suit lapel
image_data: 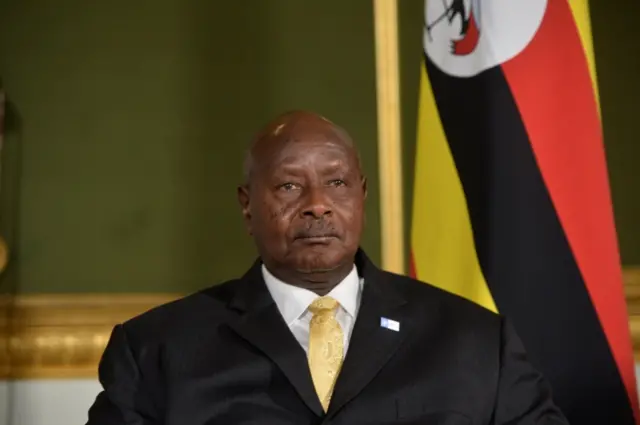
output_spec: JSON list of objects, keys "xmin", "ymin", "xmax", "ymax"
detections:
[
  {"xmin": 327, "ymin": 253, "xmax": 410, "ymax": 417},
  {"xmin": 225, "ymin": 261, "xmax": 324, "ymax": 416},
  {"xmin": 223, "ymin": 251, "xmax": 410, "ymax": 418}
]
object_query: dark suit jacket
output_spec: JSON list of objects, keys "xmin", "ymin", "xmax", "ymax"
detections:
[{"xmin": 86, "ymin": 251, "xmax": 568, "ymax": 425}]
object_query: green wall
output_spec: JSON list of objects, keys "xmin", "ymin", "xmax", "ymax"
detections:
[
  {"xmin": 590, "ymin": 1, "xmax": 640, "ymax": 265},
  {"xmin": 0, "ymin": 0, "xmax": 380, "ymax": 293},
  {"xmin": 0, "ymin": 1, "xmax": 637, "ymax": 294}
]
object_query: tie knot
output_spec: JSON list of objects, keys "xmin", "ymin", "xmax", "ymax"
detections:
[{"xmin": 308, "ymin": 296, "xmax": 339, "ymax": 315}]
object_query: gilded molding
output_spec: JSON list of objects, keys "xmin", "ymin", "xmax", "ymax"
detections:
[
  {"xmin": 0, "ymin": 294, "xmax": 178, "ymax": 379},
  {"xmin": 1, "ymin": 268, "xmax": 640, "ymax": 379},
  {"xmin": 623, "ymin": 267, "xmax": 640, "ymax": 360}
]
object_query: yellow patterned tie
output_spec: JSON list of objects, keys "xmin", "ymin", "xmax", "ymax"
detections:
[{"xmin": 308, "ymin": 296, "xmax": 344, "ymax": 412}]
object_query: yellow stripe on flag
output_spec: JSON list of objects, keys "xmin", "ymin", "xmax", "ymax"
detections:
[
  {"xmin": 567, "ymin": 0, "xmax": 600, "ymax": 114},
  {"xmin": 411, "ymin": 63, "xmax": 496, "ymax": 313}
]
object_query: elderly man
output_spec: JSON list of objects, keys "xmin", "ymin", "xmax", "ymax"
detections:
[{"xmin": 86, "ymin": 111, "xmax": 568, "ymax": 424}]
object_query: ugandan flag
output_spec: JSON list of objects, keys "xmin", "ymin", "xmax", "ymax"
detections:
[{"xmin": 409, "ymin": 1, "xmax": 639, "ymax": 423}]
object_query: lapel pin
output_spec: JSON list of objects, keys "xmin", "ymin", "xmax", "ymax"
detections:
[{"xmin": 380, "ymin": 317, "xmax": 400, "ymax": 332}]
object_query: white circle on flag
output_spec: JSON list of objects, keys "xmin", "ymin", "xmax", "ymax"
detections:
[{"xmin": 423, "ymin": 0, "xmax": 548, "ymax": 78}]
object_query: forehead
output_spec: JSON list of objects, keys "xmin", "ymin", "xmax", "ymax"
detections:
[
  {"xmin": 276, "ymin": 137, "xmax": 353, "ymax": 164},
  {"xmin": 255, "ymin": 134, "xmax": 358, "ymax": 173}
]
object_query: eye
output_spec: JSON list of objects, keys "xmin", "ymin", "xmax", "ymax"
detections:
[
  {"xmin": 278, "ymin": 182, "xmax": 300, "ymax": 191},
  {"xmin": 329, "ymin": 179, "xmax": 346, "ymax": 187}
]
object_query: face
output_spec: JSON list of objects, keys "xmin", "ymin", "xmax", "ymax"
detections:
[{"xmin": 238, "ymin": 134, "xmax": 366, "ymax": 275}]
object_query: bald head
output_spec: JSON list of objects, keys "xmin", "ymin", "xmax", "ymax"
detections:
[{"xmin": 243, "ymin": 110, "xmax": 359, "ymax": 184}]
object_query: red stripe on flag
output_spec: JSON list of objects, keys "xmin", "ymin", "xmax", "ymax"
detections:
[
  {"xmin": 501, "ymin": 0, "xmax": 638, "ymax": 416},
  {"xmin": 409, "ymin": 250, "xmax": 417, "ymax": 279}
]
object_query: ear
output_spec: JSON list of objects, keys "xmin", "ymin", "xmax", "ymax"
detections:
[
  {"xmin": 361, "ymin": 176, "xmax": 368, "ymax": 200},
  {"xmin": 237, "ymin": 185, "xmax": 253, "ymax": 235}
]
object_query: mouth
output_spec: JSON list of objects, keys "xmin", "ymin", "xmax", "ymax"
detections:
[
  {"xmin": 294, "ymin": 232, "xmax": 339, "ymax": 244},
  {"xmin": 297, "ymin": 236, "xmax": 336, "ymax": 243}
]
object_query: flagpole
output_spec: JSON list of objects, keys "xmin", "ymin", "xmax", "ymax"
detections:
[{"xmin": 373, "ymin": 0, "xmax": 404, "ymax": 275}]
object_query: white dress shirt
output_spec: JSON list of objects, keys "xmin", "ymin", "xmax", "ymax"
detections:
[{"xmin": 262, "ymin": 264, "xmax": 364, "ymax": 356}]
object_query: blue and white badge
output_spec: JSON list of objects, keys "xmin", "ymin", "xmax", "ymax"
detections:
[{"xmin": 380, "ymin": 317, "xmax": 400, "ymax": 332}]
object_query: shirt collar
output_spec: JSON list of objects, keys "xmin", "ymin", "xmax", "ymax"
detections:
[{"xmin": 262, "ymin": 264, "xmax": 360, "ymax": 325}]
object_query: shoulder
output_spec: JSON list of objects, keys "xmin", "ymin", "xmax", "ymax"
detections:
[
  {"xmin": 375, "ymin": 271, "xmax": 506, "ymax": 356},
  {"xmin": 118, "ymin": 278, "xmax": 243, "ymax": 343},
  {"xmin": 378, "ymin": 270, "xmax": 502, "ymax": 329}
]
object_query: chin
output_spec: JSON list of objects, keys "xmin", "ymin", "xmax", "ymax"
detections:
[{"xmin": 291, "ymin": 246, "xmax": 346, "ymax": 273}]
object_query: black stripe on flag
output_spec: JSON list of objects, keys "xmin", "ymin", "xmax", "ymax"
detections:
[{"xmin": 424, "ymin": 56, "xmax": 634, "ymax": 424}]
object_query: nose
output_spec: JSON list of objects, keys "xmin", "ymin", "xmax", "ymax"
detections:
[{"xmin": 301, "ymin": 187, "xmax": 332, "ymax": 219}]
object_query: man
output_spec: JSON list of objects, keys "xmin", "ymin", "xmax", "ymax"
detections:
[{"xmin": 86, "ymin": 111, "xmax": 569, "ymax": 424}]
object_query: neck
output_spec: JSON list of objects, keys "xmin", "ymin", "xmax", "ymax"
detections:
[{"xmin": 267, "ymin": 262, "xmax": 353, "ymax": 296}]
